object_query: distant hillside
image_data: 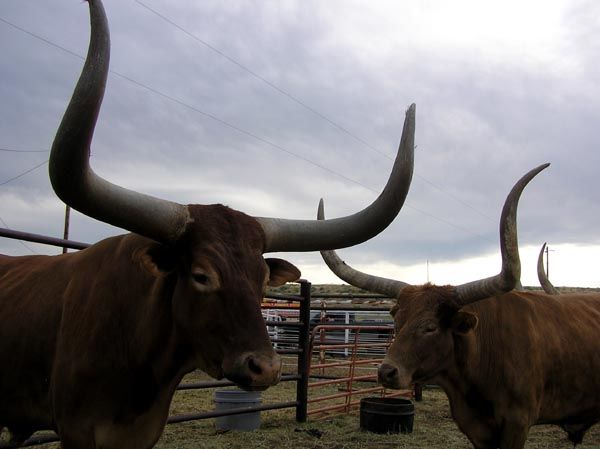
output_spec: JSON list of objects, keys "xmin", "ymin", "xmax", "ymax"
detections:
[
  {"xmin": 270, "ymin": 283, "xmax": 600, "ymax": 297},
  {"xmin": 522, "ymin": 286, "xmax": 600, "ymax": 293},
  {"xmin": 268, "ymin": 283, "xmax": 377, "ymax": 296}
]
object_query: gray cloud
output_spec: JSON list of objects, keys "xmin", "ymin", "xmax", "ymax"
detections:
[{"xmin": 1, "ymin": 0, "xmax": 598, "ymax": 285}]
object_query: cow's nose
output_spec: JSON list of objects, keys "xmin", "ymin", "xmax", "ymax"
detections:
[
  {"xmin": 243, "ymin": 352, "xmax": 282, "ymax": 388},
  {"xmin": 378, "ymin": 362, "xmax": 399, "ymax": 386}
]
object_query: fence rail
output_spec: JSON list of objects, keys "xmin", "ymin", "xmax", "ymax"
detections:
[{"xmin": 0, "ymin": 227, "xmax": 89, "ymax": 250}]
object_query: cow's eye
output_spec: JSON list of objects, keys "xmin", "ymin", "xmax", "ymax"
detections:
[
  {"xmin": 423, "ymin": 324, "xmax": 438, "ymax": 334},
  {"xmin": 192, "ymin": 272, "xmax": 210, "ymax": 285},
  {"xmin": 190, "ymin": 268, "xmax": 221, "ymax": 292}
]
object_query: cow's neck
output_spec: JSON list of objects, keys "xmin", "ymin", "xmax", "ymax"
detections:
[
  {"xmin": 129, "ymin": 273, "xmax": 194, "ymax": 393},
  {"xmin": 431, "ymin": 329, "xmax": 501, "ymax": 447}
]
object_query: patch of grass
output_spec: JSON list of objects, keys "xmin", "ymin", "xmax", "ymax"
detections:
[
  {"xmin": 155, "ymin": 382, "xmax": 600, "ymax": 449},
  {"xmin": 153, "ymin": 375, "xmax": 600, "ymax": 449}
]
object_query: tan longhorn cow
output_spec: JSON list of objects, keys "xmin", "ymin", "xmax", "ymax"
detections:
[
  {"xmin": 319, "ymin": 165, "xmax": 600, "ymax": 448},
  {"xmin": 0, "ymin": 1, "xmax": 417, "ymax": 448}
]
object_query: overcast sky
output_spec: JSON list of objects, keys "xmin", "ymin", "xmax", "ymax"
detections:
[{"xmin": 1, "ymin": 0, "xmax": 598, "ymax": 288}]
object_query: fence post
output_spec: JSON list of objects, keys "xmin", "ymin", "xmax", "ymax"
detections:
[
  {"xmin": 414, "ymin": 383, "xmax": 423, "ymax": 402},
  {"xmin": 295, "ymin": 279, "xmax": 311, "ymax": 422}
]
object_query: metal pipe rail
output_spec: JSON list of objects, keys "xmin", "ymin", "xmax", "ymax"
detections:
[
  {"xmin": 0, "ymin": 227, "xmax": 89, "ymax": 250},
  {"xmin": 306, "ymin": 324, "xmax": 413, "ymax": 419},
  {"xmin": 176, "ymin": 374, "xmax": 302, "ymax": 391}
]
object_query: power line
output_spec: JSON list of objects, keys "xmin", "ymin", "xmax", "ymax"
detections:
[
  {"xmin": 0, "ymin": 147, "xmax": 49, "ymax": 153},
  {"xmin": 0, "ymin": 155, "xmax": 489, "ymax": 242},
  {"xmin": 0, "ymin": 15, "xmax": 367, "ymax": 190},
  {"xmin": 414, "ymin": 174, "xmax": 495, "ymax": 221},
  {"xmin": 112, "ymin": 72, "xmax": 369, "ymax": 189},
  {"xmin": 134, "ymin": 0, "xmax": 393, "ymax": 161},
  {"xmin": 402, "ymin": 202, "xmax": 491, "ymax": 241},
  {"xmin": 133, "ymin": 0, "xmax": 495, "ymax": 223},
  {"xmin": 0, "ymin": 12, "xmax": 493, "ymax": 243},
  {"xmin": 0, "ymin": 160, "xmax": 48, "ymax": 186},
  {"xmin": 0, "ymin": 216, "xmax": 38, "ymax": 254},
  {"xmin": 0, "ymin": 16, "xmax": 81, "ymax": 59}
]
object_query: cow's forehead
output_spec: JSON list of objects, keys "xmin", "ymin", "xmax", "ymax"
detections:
[
  {"xmin": 395, "ymin": 285, "xmax": 458, "ymax": 319},
  {"xmin": 394, "ymin": 298, "xmax": 437, "ymax": 321},
  {"xmin": 185, "ymin": 204, "xmax": 265, "ymax": 252}
]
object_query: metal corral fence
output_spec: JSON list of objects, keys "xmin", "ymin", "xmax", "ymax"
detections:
[
  {"xmin": 0, "ymin": 229, "xmax": 416, "ymax": 447},
  {"xmin": 263, "ymin": 296, "xmax": 419, "ymax": 419}
]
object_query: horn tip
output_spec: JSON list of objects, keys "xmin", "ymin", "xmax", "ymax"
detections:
[{"xmin": 317, "ymin": 198, "xmax": 325, "ymax": 220}]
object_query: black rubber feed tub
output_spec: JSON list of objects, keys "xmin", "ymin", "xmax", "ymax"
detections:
[{"xmin": 360, "ymin": 397, "xmax": 414, "ymax": 434}]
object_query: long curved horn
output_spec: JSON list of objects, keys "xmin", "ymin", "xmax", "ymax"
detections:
[
  {"xmin": 455, "ymin": 163, "xmax": 550, "ymax": 305},
  {"xmin": 318, "ymin": 199, "xmax": 409, "ymax": 298},
  {"xmin": 257, "ymin": 104, "xmax": 415, "ymax": 253},
  {"xmin": 52, "ymin": 0, "xmax": 413, "ymax": 249},
  {"xmin": 537, "ymin": 242, "xmax": 560, "ymax": 295},
  {"xmin": 50, "ymin": 0, "xmax": 190, "ymax": 244}
]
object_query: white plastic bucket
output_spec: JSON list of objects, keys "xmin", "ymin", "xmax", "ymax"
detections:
[{"xmin": 213, "ymin": 389, "xmax": 262, "ymax": 431}]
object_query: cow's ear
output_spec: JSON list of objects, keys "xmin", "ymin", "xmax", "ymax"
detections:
[
  {"xmin": 137, "ymin": 243, "xmax": 178, "ymax": 276},
  {"xmin": 451, "ymin": 311, "xmax": 478, "ymax": 334},
  {"xmin": 265, "ymin": 258, "xmax": 301, "ymax": 287}
]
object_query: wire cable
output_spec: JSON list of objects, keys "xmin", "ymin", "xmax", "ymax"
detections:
[
  {"xmin": 0, "ymin": 216, "xmax": 39, "ymax": 254},
  {"xmin": 0, "ymin": 147, "xmax": 49, "ymax": 153},
  {"xmin": 134, "ymin": 0, "xmax": 393, "ymax": 161},
  {"xmin": 0, "ymin": 160, "xmax": 48, "ymax": 186},
  {"xmin": 0, "ymin": 13, "xmax": 494, "ymax": 242},
  {"xmin": 133, "ymin": 0, "xmax": 495, "ymax": 222}
]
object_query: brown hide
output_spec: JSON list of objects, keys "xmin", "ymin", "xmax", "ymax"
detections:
[
  {"xmin": 382, "ymin": 285, "xmax": 600, "ymax": 448},
  {"xmin": 0, "ymin": 205, "xmax": 297, "ymax": 448}
]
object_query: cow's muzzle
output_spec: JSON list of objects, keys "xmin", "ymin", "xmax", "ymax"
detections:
[
  {"xmin": 378, "ymin": 362, "xmax": 400, "ymax": 388},
  {"xmin": 225, "ymin": 351, "xmax": 282, "ymax": 391},
  {"xmin": 378, "ymin": 361, "xmax": 411, "ymax": 390}
]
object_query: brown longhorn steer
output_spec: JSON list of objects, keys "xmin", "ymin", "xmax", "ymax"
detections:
[
  {"xmin": 320, "ymin": 166, "xmax": 600, "ymax": 448},
  {"xmin": 0, "ymin": 1, "xmax": 417, "ymax": 448}
]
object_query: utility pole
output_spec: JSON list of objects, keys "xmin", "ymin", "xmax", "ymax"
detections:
[
  {"xmin": 62, "ymin": 205, "xmax": 70, "ymax": 254},
  {"xmin": 545, "ymin": 244, "xmax": 555, "ymax": 280}
]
